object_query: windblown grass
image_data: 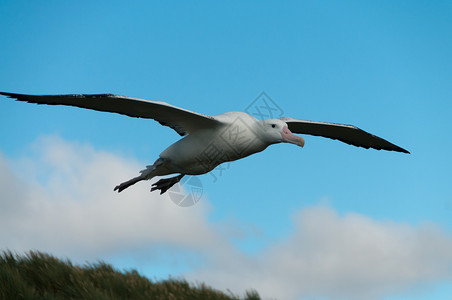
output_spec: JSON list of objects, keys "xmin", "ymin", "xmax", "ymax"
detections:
[{"xmin": 0, "ymin": 250, "xmax": 260, "ymax": 300}]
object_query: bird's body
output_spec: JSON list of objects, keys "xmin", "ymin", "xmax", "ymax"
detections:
[
  {"xmin": 0, "ymin": 92, "xmax": 409, "ymax": 194},
  {"xmin": 161, "ymin": 112, "xmax": 273, "ymax": 173}
]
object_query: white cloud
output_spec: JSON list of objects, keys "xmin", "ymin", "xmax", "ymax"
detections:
[
  {"xmin": 1, "ymin": 135, "xmax": 452, "ymax": 300},
  {"xmin": 0, "ymin": 135, "xmax": 222, "ymax": 261},
  {"xmin": 189, "ymin": 206, "xmax": 452, "ymax": 300}
]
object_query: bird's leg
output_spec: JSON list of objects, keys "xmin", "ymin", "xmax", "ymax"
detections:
[
  {"xmin": 151, "ymin": 174, "xmax": 185, "ymax": 195},
  {"xmin": 114, "ymin": 174, "xmax": 145, "ymax": 193}
]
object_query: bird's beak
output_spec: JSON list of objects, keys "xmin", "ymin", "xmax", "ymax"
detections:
[{"xmin": 281, "ymin": 126, "xmax": 305, "ymax": 147}]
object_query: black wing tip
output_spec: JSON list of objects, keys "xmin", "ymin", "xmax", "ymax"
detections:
[
  {"xmin": 382, "ymin": 141, "xmax": 410, "ymax": 154},
  {"xmin": 0, "ymin": 91, "xmax": 118, "ymax": 97},
  {"xmin": 379, "ymin": 145, "xmax": 410, "ymax": 154},
  {"xmin": 373, "ymin": 142, "xmax": 410, "ymax": 154},
  {"xmin": 388, "ymin": 147, "xmax": 410, "ymax": 154},
  {"xmin": 0, "ymin": 91, "xmax": 20, "ymax": 98},
  {"xmin": 0, "ymin": 91, "xmax": 33, "ymax": 102},
  {"xmin": 398, "ymin": 147, "xmax": 410, "ymax": 154}
]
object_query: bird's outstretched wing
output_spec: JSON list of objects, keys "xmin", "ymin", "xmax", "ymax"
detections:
[
  {"xmin": 280, "ymin": 117, "xmax": 409, "ymax": 153},
  {"xmin": 0, "ymin": 92, "xmax": 220, "ymax": 136}
]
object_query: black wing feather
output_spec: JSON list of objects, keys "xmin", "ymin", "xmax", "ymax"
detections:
[
  {"xmin": 0, "ymin": 92, "xmax": 219, "ymax": 136},
  {"xmin": 280, "ymin": 117, "xmax": 409, "ymax": 154}
]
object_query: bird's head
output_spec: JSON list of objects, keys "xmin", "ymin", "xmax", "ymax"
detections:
[{"xmin": 259, "ymin": 119, "xmax": 305, "ymax": 147}]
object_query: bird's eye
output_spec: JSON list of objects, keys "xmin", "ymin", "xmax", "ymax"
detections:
[{"xmin": 271, "ymin": 124, "xmax": 276, "ymax": 128}]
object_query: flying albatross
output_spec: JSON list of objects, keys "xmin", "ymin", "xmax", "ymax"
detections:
[{"xmin": 0, "ymin": 92, "xmax": 409, "ymax": 194}]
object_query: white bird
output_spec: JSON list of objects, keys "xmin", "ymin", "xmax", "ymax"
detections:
[{"xmin": 0, "ymin": 92, "xmax": 409, "ymax": 194}]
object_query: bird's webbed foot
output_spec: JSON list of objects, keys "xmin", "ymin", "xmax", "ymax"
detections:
[{"xmin": 151, "ymin": 174, "xmax": 184, "ymax": 195}]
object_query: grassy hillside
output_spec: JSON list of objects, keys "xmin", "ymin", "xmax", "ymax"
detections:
[{"xmin": 0, "ymin": 250, "xmax": 261, "ymax": 300}]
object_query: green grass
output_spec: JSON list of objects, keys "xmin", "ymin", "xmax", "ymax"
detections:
[{"xmin": 0, "ymin": 250, "xmax": 261, "ymax": 300}]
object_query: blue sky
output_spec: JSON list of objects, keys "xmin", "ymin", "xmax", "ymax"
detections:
[{"xmin": 1, "ymin": 1, "xmax": 452, "ymax": 299}]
